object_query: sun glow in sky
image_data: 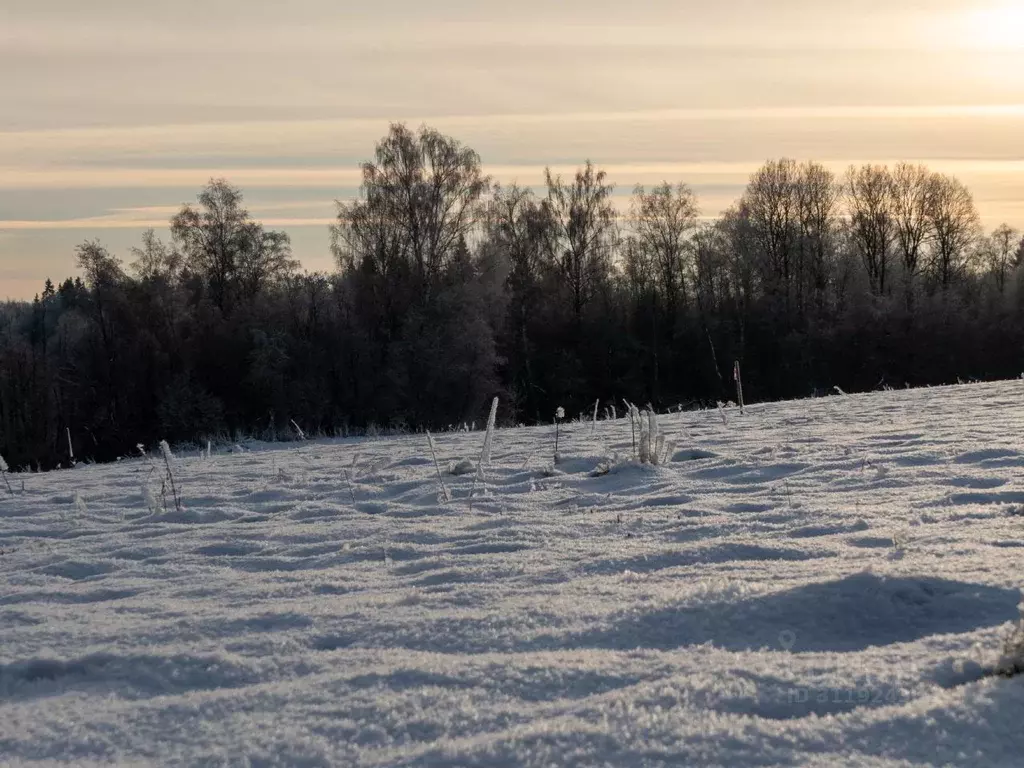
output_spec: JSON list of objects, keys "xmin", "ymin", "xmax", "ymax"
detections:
[
  {"xmin": 964, "ymin": 2, "xmax": 1024, "ymax": 50},
  {"xmin": 2, "ymin": 0, "xmax": 1024, "ymax": 298}
]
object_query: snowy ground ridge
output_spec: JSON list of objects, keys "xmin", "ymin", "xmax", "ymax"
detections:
[{"xmin": 2, "ymin": 381, "xmax": 1024, "ymax": 766}]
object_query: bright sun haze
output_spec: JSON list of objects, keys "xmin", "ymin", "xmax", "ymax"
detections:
[
  {"xmin": 964, "ymin": 2, "xmax": 1024, "ymax": 50},
  {"xmin": 1, "ymin": 0, "xmax": 1023, "ymax": 298}
]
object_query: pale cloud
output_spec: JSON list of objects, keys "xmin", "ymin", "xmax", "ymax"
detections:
[
  {"xmin": 5, "ymin": 107, "xmax": 1024, "ymax": 176},
  {"xmin": 0, "ymin": 216, "xmax": 337, "ymax": 231},
  {"xmin": 4, "ymin": 158, "xmax": 1023, "ymax": 194},
  {"xmin": 2, "ymin": 159, "xmax": 1022, "ymax": 233},
  {"xmin": 1, "ymin": 0, "xmax": 1023, "ymax": 297},
  {"xmin": 0, "ymin": 168, "xmax": 367, "ymax": 190},
  {"xmin": 1, "ymin": 2, "xmax": 1005, "ymax": 56}
]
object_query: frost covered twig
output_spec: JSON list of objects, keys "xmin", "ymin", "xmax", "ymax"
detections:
[
  {"xmin": 478, "ymin": 397, "xmax": 499, "ymax": 477},
  {"xmin": 344, "ymin": 452, "xmax": 359, "ymax": 506},
  {"xmin": 159, "ymin": 440, "xmax": 183, "ymax": 513},
  {"xmin": 426, "ymin": 431, "xmax": 451, "ymax": 503}
]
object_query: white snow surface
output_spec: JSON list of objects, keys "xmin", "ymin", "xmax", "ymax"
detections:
[{"xmin": 2, "ymin": 381, "xmax": 1024, "ymax": 766}]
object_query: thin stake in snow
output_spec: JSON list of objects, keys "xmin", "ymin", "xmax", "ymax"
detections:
[
  {"xmin": 290, "ymin": 419, "xmax": 307, "ymax": 441},
  {"xmin": 592, "ymin": 399, "xmax": 599, "ymax": 434},
  {"xmin": 426, "ymin": 431, "xmax": 451, "ymax": 503},
  {"xmin": 553, "ymin": 406, "xmax": 565, "ymax": 463},
  {"xmin": 734, "ymin": 360, "xmax": 744, "ymax": 415},
  {"xmin": 66, "ymin": 427, "xmax": 75, "ymax": 465},
  {"xmin": 479, "ymin": 397, "xmax": 499, "ymax": 470}
]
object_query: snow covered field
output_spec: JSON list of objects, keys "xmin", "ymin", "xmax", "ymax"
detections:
[{"xmin": 2, "ymin": 381, "xmax": 1024, "ymax": 766}]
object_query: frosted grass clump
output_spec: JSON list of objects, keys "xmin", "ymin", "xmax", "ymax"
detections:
[
  {"xmin": 0, "ymin": 453, "xmax": 12, "ymax": 496},
  {"xmin": 142, "ymin": 484, "xmax": 160, "ymax": 515},
  {"xmin": 996, "ymin": 590, "xmax": 1024, "ymax": 677},
  {"xmin": 638, "ymin": 408, "xmax": 652, "ymax": 463},
  {"xmin": 631, "ymin": 407, "xmax": 672, "ymax": 466}
]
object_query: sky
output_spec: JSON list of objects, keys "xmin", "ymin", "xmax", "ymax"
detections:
[{"xmin": 2, "ymin": 0, "xmax": 1024, "ymax": 299}]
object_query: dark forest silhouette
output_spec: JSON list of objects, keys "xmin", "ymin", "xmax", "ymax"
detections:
[{"xmin": 2, "ymin": 123, "xmax": 1023, "ymax": 469}]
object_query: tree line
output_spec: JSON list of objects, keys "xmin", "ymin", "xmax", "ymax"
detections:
[{"xmin": 2, "ymin": 123, "xmax": 1023, "ymax": 469}]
